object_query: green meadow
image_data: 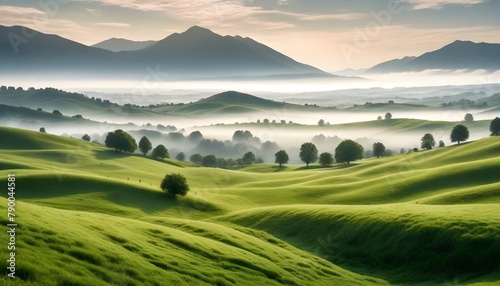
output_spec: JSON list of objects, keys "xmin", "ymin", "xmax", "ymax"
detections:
[{"xmin": 1, "ymin": 126, "xmax": 499, "ymax": 285}]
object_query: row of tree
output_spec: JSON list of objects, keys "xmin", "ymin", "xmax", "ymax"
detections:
[
  {"xmin": 274, "ymin": 139, "xmax": 365, "ymax": 168},
  {"xmin": 101, "ymin": 118, "xmax": 500, "ymax": 168}
]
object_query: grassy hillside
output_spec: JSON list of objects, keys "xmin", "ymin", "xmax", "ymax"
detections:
[
  {"xmin": 0, "ymin": 126, "xmax": 499, "ymax": 285},
  {"xmin": 346, "ymin": 102, "xmax": 428, "ymax": 111},
  {"xmin": 0, "ymin": 88, "xmax": 162, "ymax": 118},
  {"xmin": 153, "ymin": 91, "xmax": 323, "ymax": 114}
]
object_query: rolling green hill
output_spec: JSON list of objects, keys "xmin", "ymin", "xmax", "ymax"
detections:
[
  {"xmin": 0, "ymin": 126, "xmax": 499, "ymax": 285},
  {"xmin": 0, "ymin": 88, "xmax": 162, "ymax": 118},
  {"xmin": 346, "ymin": 102, "xmax": 428, "ymax": 111},
  {"xmin": 153, "ymin": 91, "xmax": 321, "ymax": 114}
]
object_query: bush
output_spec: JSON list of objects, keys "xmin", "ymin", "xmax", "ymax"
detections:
[{"xmin": 160, "ymin": 173, "xmax": 189, "ymax": 197}]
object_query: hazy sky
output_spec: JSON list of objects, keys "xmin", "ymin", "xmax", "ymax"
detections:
[{"xmin": 1, "ymin": 0, "xmax": 499, "ymax": 71}]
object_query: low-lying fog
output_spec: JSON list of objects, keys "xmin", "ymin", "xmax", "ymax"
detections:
[{"xmin": 2, "ymin": 71, "xmax": 499, "ymax": 164}]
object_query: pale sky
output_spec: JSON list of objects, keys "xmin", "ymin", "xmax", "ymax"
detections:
[{"xmin": 1, "ymin": 0, "xmax": 499, "ymax": 71}]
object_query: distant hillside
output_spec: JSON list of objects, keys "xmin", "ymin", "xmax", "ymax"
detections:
[
  {"xmin": 0, "ymin": 25, "xmax": 330, "ymax": 79},
  {"xmin": 0, "ymin": 104, "xmax": 94, "ymax": 125},
  {"xmin": 0, "ymin": 87, "xmax": 161, "ymax": 117},
  {"xmin": 92, "ymin": 38, "xmax": 157, "ymax": 52},
  {"xmin": 367, "ymin": 40, "xmax": 500, "ymax": 73},
  {"xmin": 346, "ymin": 102, "xmax": 428, "ymax": 111},
  {"xmin": 154, "ymin": 91, "xmax": 313, "ymax": 114}
]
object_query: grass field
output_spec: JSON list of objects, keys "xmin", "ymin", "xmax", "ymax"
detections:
[{"xmin": 0, "ymin": 126, "xmax": 499, "ymax": 285}]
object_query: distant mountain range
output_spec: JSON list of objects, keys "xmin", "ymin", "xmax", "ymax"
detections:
[
  {"xmin": 367, "ymin": 40, "xmax": 500, "ymax": 73},
  {"xmin": 0, "ymin": 25, "xmax": 329, "ymax": 80},
  {"xmin": 92, "ymin": 38, "xmax": 157, "ymax": 52}
]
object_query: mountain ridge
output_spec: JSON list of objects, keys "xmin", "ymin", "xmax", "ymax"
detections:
[
  {"xmin": 0, "ymin": 25, "xmax": 330, "ymax": 80},
  {"xmin": 367, "ymin": 40, "xmax": 500, "ymax": 73}
]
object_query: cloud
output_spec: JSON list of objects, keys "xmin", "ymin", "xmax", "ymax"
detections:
[
  {"xmin": 82, "ymin": 0, "xmax": 363, "ymax": 31},
  {"xmin": 95, "ymin": 22, "xmax": 130, "ymax": 27},
  {"xmin": 402, "ymin": 0, "xmax": 487, "ymax": 9},
  {"xmin": 0, "ymin": 5, "xmax": 45, "ymax": 15}
]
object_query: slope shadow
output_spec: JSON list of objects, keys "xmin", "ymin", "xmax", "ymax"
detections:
[{"xmin": 10, "ymin": 173, "xmax": 179, "ymax": 213}]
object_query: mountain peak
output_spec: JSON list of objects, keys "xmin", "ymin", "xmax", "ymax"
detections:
[{"xmin": 183, "ymin": 25, "xmax": 215, "ymax": 36}]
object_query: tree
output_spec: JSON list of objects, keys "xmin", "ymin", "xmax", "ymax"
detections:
[
  {"xmin": 105, "ymin": 130, "xmax": 137, "ymax": 153},
  {"xmin": 421, "ymin": 133, "xmax": 436, "ymax": 150},
  {"xmin": 335, "ymin": 140, "xmax": 364, "ymax": 164},
  {"xmin": 138, "ymin": 136, "xmax": 152, "ymax": 155},
  {"xmin": 73, "ymin": 114, "xmax": 83, "ymax": 119},
  {"xmin": 275, "ymin": 150, "xmax": 289, "ymax": 167},
  {"xmin": 450, "ymin": 124, "xmax": 470, "ymax": 144},
  {"xmin": 189, "ymin": 153, "xmax": 203, "ymax": 165},
  {"xmin": 299, "ymin": 142, "xmax": 318, "ymax": 167},
  {"xmin": 373, "ymin": 142, "xmax": 386, "ymax": 158},
  {"xmin": 385, "ymin": 112, "xmax": 392, "ymax": 120},
  {"xmin": 52, "ymin": 110, "xmax": 63, "ymax": 116},
  {"xmin": 377, "ymin": 116, "xmax": 382, "ymax": 120},
  {"xmin": 39, "ymin": 127, "xmax": 46, "ymax": 133},
  {"xmin": 188, "ymin": 131, "xmax": 204, "ymax": 143},
  {"xmin": 464, "ymin": 113, "xmax": 474, "ymax": 122},
  {"xmin": 490, "ymin": 117, "xmax": 500, "ymax": 136},
  {"xmin": 176, "ymin": 152, "xmax": 185, "ymax": 161},
  {"xmin": 152, "ymin": 144, "xmax": 169, "ymax": 159},
  {"xmin": 202, "ymin": 155, "xmax": 217, "ymax": 167},
  {"xmin": 318, "ymin": 119, "xmax": 325, "ymax": 126},
  {"xmin": 319, "ymin": 152, "xmax": 334, "ymax": 165},
  {"xmin": 439, "ymin": 140, "xmax": 445, "ymax": 147},
  {"xmin": 242, "ymin": 152, "xmax": 256, "ymax": 164},
  {"xmin": 161, "ymin": 173, "xmax": 189, "ymax": 197},
  {"xmin": 82, "ymin": 134, "xmax": 91, "ymax": 141}
]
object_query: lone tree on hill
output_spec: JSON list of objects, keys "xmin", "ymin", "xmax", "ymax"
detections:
[
  {"xmin": 421, "ymin": 133, "xmax": 436, "ymax": 150},
  {"xmin": 373, "ymin": 142, "xmax": 386, "ymax": 158},
  {"xmin": 335, "ymin": 140, "xmax": 364, "ymax": 164},
  {"xmin": 464, "ymin": 113, "xmax": 474, "ymax": 122},
  {"xmin": 299, "ymin": 142, "xmax": 318, "ymax": 167},
  {"xmin": 138, "ymin": 136, "xmax": 152, "ymax": 155},
  {"xmin": 242, "ymin": 151, "xmax": 256, "ymax": 164},
  {"xmin": 318, "ymin": 119, "xmax": 325, "ymax": 126},
  {"xmin": 105, "ymin": 129, "xmax": 137, "ymax": 153},
  {"xmin": 385, "ymin": 112, "xmax": 392, "ymax": 120},
  {"xmin": 161, "ymin": 173, "xmax": 189, "ymax": 198},
  {"xmin": 189, "ymin": 153, "xmax": 203, "ymax": 165},
  {"xmin": 82, "ymin": 134, "xmax": 91, "ymax": 141},
  {"xmin": 439, "ymin": 140, "xmax": 445, "ymax": 147},
  {"xmin": 319, "ymin": 152, "xmax": 334, "ymax": 165},
  {"xmin": 275, "ymin": 150, "xmax": 289, "ymax": 167},
  {"xmin": 52, "ymin": 110, "xmax": 63, "ymax": 116},
  {"xmin": 39, "ymin": 127, "xmax": 46, "ymax": 133},
  {"xmin": 490, "ymin": 117, "xmax": 500, "ymax": 136},
  {"xmin": 152, "ymin": 144, "xmax": 169, "ymax": 159},
  {"xmin": 450, "ymin": 124, "xmax": 470, "ymax": 144}
]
